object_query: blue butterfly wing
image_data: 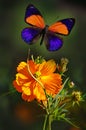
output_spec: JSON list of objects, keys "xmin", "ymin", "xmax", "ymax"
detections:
[
  {"xmin": 21, "ymin": 27, "xmax": 42, "ymax": 44},
  {"xmin": 45, "ymin": 32, "xmax": 63, "ymax": 51},
  {"xmin": 25, "ymin": 4, "xmax": 42, "ymax": 19}
]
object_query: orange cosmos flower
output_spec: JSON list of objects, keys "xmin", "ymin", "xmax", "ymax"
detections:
[{"xmin": 13, "ymin": 58, "xmax": 62, "ymax": 102}]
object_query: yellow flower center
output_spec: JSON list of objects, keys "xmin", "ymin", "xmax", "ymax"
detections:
[{"xmin": 34, "ymin": 71, "xmax": 41, "ymax": 78}]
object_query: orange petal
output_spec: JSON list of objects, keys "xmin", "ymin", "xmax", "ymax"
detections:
[
  {"xmin": 33, "ymin": 83, "xmax": 46, "ymax": 101},
  {"xmin": 13, "ymin": 80, "xmax": 22, "ymax": 92},
  {"xmin": 17, "ymin": 62, "xmax": 33, "ymax": 79},
  {"xmin": 16, "ymin": 73, "xmax": 30, "ymax": 86},
  {"xmin": 22, "ymin": 86, "xmax": 31, "ymax": 96},
  {"xmin": 41, "ymin": 73, "xmax": 62, "ymax": 95},
  {"xmin": 22, "ymin": 93, "xmax": 35, "ymax": 102},
  {"xmin": 17, "ymin": 62, "xmax": 27, "ymax": 71},
  {"xmin": 39, "ymin": 60, "xmax": 57, "ymax": 75},
  {"xmin": 27, "ymin": 60, "xmax": 37, "ymax": 74}
]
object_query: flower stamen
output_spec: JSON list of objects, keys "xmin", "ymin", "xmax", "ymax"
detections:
[{"xmin": 34, "ymin": 71, "xmax": 41, "ymax": 78}]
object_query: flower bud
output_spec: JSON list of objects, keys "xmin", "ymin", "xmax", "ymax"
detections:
[{"xmin": 57, "ymin": 58, "xmax": 69, "ymax": 74}]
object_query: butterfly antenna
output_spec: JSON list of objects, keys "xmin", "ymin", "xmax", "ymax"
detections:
[{"xmin": 54, "ymin": 16, "xmax": 59, "ymax": 21}]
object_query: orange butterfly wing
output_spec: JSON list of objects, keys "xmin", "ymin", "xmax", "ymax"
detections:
[
  {"xmin": 25, "ymin": 4, "xmax": 45, "ymax": 29},
  {"xmin": 48, "ymin": 18, "xmax": 75, "ymax": 35}
]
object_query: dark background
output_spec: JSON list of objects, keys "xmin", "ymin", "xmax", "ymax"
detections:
[{"xmin": 0, "ymin": 0, "xmax": 86, "ymax": 130}]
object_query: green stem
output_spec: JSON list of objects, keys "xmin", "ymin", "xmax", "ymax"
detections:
[
  {"xmin": 0, "ymin": 89, "xmax": 16, "ymax": 98},
  {"xmin": 43, "ymin": 114, "xmax": 52, "ymax": 130},
  {"xmin": 62, "ymin": 117, "xmax": 79, "ymax": 128}
]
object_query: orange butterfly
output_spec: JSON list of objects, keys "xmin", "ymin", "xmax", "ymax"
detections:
[{"xmin": 21, "ymin": 4, "xmax": 75, "ymax": 51}]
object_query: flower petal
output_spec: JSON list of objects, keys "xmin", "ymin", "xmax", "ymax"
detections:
[
  {"xmin": 13, "ymin": 80, "xmax": 22, "ymax": 92},
  {"xmin": 39, "ymin": 60, "xmax": 57, "ymax": 75},
  {"xmin": 16, "ymin": 73, "xmax": 30, "ymax": 86},
  {"xmin": 22, "ymin": 86, "xmax": 31, "ymax": 95},
  {"xmin": 22, "ymin": 93, "xmax": 35, "ymax": 102},
  {"xmin": 33, "ymin": 82, "xmax": 46, "ymax": 101},
  {"xmin": 41, "ymin": 73, "xmax": 62, "ymax": 95},
  {"xmin": 17, "ymin": 62, "xmax": 27, "ymax": 71},
  {"xmin": 27, "ymin": 60, "xmax": 38, "ymax": 74}
]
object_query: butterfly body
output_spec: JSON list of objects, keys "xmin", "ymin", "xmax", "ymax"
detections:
[{"xmin": 21, "ymin": 4, "xmax": 75, "ymax": 51}]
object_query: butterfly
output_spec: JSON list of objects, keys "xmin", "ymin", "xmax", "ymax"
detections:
[{"xmin": 21, "ymin": 4, "xmax": 75, "ymax": 51}]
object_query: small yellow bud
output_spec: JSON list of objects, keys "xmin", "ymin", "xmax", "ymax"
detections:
[
  {"xmin": 69, "ymin": 81, "xmax": 75, "ymax": 88},
  {"xmin": 57, "ymin": 58, "xmax": 69, "ymax": 74}
]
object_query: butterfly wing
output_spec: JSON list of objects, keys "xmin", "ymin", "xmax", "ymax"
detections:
[
  {"xmin": 21, "ymin": 4, "xmax": 45, "ymax": 44},
  {"xmin": 48, "ymin": 18, "xmax": 75, "ymax": 35},
  {"xmin": 25, "ymin": 4, "xmax": 45, "ymax": 28},
  {"xmin": 21, "ymin": 27, "xmax": 42, "ymax": 44},
  {"xmin": 45, "ymin": 32, "xmax": 63, "ymax": 51}
]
